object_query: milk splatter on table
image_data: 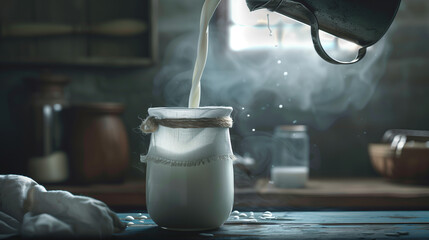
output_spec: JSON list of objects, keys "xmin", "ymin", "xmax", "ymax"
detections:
[{"xmin": 115, "ymin": 211, "xmax": 429, "ymax": 239}]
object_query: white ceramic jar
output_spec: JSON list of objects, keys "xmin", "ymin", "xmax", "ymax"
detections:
[{"xmin": 141, "ymin": 107, "xmax": 234, "ymax": 231}]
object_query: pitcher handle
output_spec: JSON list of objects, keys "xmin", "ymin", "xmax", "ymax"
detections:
[{"xmin": 297, "ymin": 2, "xmax": 367, "ymax": 65}]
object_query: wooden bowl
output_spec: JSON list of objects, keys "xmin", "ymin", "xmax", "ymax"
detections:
[{"xmin": 369, "ymin": 143, "xmax": 429, "ymax": 184}]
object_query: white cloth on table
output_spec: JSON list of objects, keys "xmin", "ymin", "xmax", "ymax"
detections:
[{"xmin": 0, "ymin": 174, "xmax": 126, "ymax": 238}]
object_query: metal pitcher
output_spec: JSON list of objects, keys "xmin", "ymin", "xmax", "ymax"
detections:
[{"xmin": 246, "ymin": 0, "xmax": 401, "ymax": 64}]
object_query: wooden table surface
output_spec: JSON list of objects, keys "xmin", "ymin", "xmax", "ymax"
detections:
[
  {"xmin": 115, "ymin": 211, "xmax": 429, "ymax": 239},
  {"xmin": 48, "ymin": 178, "xmax": 429, "ymax": 211}
]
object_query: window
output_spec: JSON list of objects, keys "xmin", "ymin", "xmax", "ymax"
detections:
[{"xmin": 228, "ymin": 0, "xmax": 357, "ymax": 53}]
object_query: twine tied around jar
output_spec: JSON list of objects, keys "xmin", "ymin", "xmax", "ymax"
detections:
[{"xmin": 140, "ymin": 116, "xmax": 233, "ymax": 133}]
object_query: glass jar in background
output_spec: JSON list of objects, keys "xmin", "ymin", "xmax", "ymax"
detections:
[{"xmin": 271, "ymin": 125, "xmax": 309, "ymax": 188}]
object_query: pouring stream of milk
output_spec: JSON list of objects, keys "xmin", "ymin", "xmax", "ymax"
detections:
[{"xmin": 188, "ymin": 0, "xmax": 222, "ymax": 108}]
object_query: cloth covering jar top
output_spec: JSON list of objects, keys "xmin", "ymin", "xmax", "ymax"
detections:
[{"xmin": 141, "ymin": 107, "xmax": 235, "ymax": 231}]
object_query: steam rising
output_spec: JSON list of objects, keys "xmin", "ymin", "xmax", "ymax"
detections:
[
  {"xmin": 154, "ymin": 25, "xmax": 390, "ymax": 131},
  {"xmin": 153, "ymin": 10, "xmax": 390, "ymax": 181}
]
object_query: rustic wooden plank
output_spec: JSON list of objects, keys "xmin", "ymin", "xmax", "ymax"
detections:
[
  {"xmin": 275, "ymin": 211, "xmax": 429, "ymax": 224},
  {"xmin": 115, "ymin": 211, "xmax": 429, "ymax": 239},
  {"xmin": 117, "ymin": 225, "xmax": 429, "ymax": 240},
  {"xmin": 118, "ymin": 211, "xmax": 429, "ymax": 225}
]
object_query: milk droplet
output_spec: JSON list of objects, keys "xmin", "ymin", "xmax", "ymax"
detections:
[
  {"xmin": 139, "ymin": 216, "xmax": 148, "ymax": 219},
  {"xmin": 233, "ymin": 216, "xmax": 240, "ymax": 220},
  {"xmin": 241, "ymin": 107, "xmax": 245, "ymax": 110},
  {"xmin": 283, "ymin": 72, "xmax": 288, "ymax": 76},
  {"xmin": 231, "ymin": 210, "xmax": 240, "ymax": 215},
  {"xmin": 293, "ymin": 120, "xmax": 297, "ymax": 124},
  {"xmin": 200, "ymin": 233, "xmax": 214, "ymax": 237},
  {"xmin": 385, "ymin": 233, "xmax": 400, "ymax": 237},
  {"xmin": 249, "ymin": 212, "xmax": 254, "ymax": 216},
  {"xmin": 279, "ymin": 104, "xmax": 283, "ymax": 109},
  {"xmin": 139, "ymin": 220, "xmax": 145, "ymax": 223},
  {"xmin": 246, "ymin": 114, "xmax": 250, "ymax": 117},
  {"xmin": 252, "ymin": 129, "xmax": 256, "ymax": 132},
  {"xmin": 125, "ymin": 216, "xmax": 134, "ymax": 221},
  {"xmin": 243, "ymin": 218, "xmax": 257, "ymax": 222},
  {"xmin": 277, "ymin": 60, "xmax": 282, "ymax": 64},
  {"xmin": 263, "ymin": 211, "xmax": 272, "ymax": 216},
  {"xmin": 127, "ymin": 222, "xmax": 134, "ymax": 226},
  {"xmin": 239, "ymin": 213, "xmax": 247, "ymax": 217},
  {"xmin": 267, "ymin": 14, "xmax": 273, "ymax": 37}
]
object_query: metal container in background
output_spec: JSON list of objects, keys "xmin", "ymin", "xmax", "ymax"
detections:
[
  {"xmin": 369, "ymin": 129, "xmax": 429, "ymax": 184},
  {"xmin": 271, "ymin": 125, "xmax": 309, "ymax": 188},
  {"xmin": 246, "ymin": 0, "xmax": 401, "ymax": 64},
  {"xmin": 24, "ymin": 73, "xmax": 70, "ymax": 183}
]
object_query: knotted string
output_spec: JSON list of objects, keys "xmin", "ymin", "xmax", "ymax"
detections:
[{"xmin": 140, "ymin": 116, "xmax": 233, "ymax": 133}]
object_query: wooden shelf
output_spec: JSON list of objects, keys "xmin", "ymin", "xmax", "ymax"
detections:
[
  {"xmin": 46, "ymin": 178, "xmax": 429, "ymax": 211},
  {"xmin": 0, "ymin": 0, "xmax": 158, "ymax": 68},
  {"xmin": 238, "ymin": 178, "xmax": 429, "ymax": 210}
]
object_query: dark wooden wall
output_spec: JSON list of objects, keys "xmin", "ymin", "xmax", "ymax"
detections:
[{"xmin": 0, "ymin": 0, "xmax": 428, "ymax": 179}]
